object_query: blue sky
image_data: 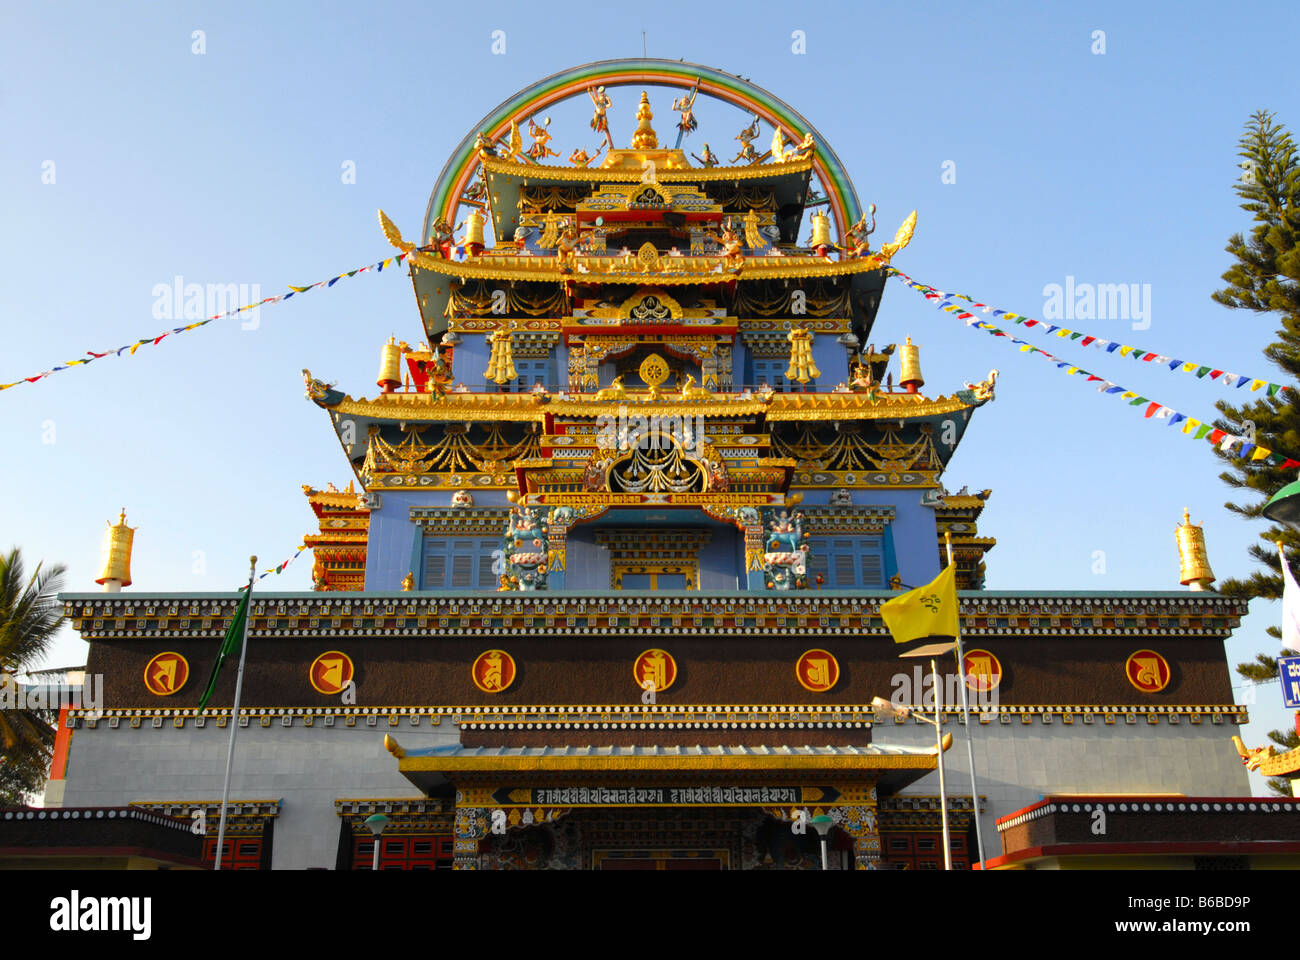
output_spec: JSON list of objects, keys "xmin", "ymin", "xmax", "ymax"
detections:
[{"xmin": 3, "ymin": 1, "xmax": 1298, "ymax": 791}]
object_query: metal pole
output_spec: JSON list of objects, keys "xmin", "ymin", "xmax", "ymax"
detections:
[
  {"xmin": 931, "ymin": 656, "xmax": 952, "ymax": 871},
  {"xmin": 214, "ymin": 556, "xmax": 256, "ymax": 871},
  {"xmin": 372, "ymin": 835, "xmax": 382, "ymax": 871},
  {"xmin": 945, "ymin": 534, "xmax": 988, "ymax": 867},
  {"xmin": 819, "ymin": 835, "xmax": 828, "ymax": 871}
]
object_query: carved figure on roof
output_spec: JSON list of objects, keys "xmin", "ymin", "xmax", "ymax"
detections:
[
  {"xmin": 450, "ymin": 490, "xmax": 474, "ymax": 508},
  {"xmin": 842, "ymin": 203, "xmax": 877, "ymax": 258},
  {"xmin": 426, "ymin": 346, "xmax": 453, "ymax": 396},
  {"xmin": 691, "ymin": 143, "xmax": 719, "ymax": 168},
  {"xmin": 526, "ymin": 116, "xmax": 559, "ymax": 161},
  {"xmin": 678, "ymin": 375, "xmax": 713, "ymax": 401},
  {"xmin": 555, "ymin": 222, "xmax": 588, "ymax": 272},
  {"xmin": 770, "ymin": 126, "xmax": 788, "ymax": 162},
  {"xmin": 703, "ymin": 220, "xmax": 745, "ymax": 271},
  {"xmin": 463, "ymin": 168, "xmax": 487, "ymax": 204},
  {"xmin": 429, "ymin": 216, "xmax": 455, "ymax": 251},
  {"xmin": 568, "ymin": 146, "xmax": 601, "ymax": 168},
  {"xmin": 401, "ymin": 571, "xmax": 414, "ymax": 592},
  {"xmin": 474, "ymin": 131, "xmax": 499, "ymax": 158},
  {"xmin": 733, "ymin": 114, "xmax": 761, "ymax": 164},
  {"xmin": 594, "ymin": 375, "xmax": 628, "ymax": 401},
  {"xmin": 587, "ymin": 86, "xmax": 614, "ymax": 153},
  {"xmin": 301, "ymin": 368, "xmax": 335, "ymax": 401},
  {"xmin": 671, "ymin": 80, "xmax": 700, "ymax": 147},
  {"xmin": 964, "ymin": 369, "xmax": 998, "ymax": 402}
]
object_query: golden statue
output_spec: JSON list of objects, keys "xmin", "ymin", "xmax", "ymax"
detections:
[
  {"xmin": 786, "ymin": 326, "xmax": 821, "ymax": 383},
  {"xmin": 703, "ymin": 221, "xmax": 745, "ymax": 271},
  {"xmin": 400, "ymin": 571, "xmax": 414, "ymax": 592},
  {"xmin": 963, "ymin": 369, "xmax": 999, "ymax": 402},
  {"xmin": 678, "ymin": 375, "xmax": 713, "ymax": 401},
  {"xmin": 555, "ymin": 222, "xmax": 587, "ymax": 272},
  {"xmin": 594, "ymin": 375, "xmax": 628, "ymax": 401}
]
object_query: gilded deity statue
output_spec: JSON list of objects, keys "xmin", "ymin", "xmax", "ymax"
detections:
[{"xmin": 586, "ymin": 86, "xmax": 614, "ymax": 153}]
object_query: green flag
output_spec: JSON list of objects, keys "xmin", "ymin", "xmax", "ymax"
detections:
[{"xmin": 197, "ymin": 589, "xmax": 251, "ymax": 713}]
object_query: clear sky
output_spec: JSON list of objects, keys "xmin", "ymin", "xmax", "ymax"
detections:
[{"xmin": 3, "ymin": 1, "xmax": 1298, "ymax": 792}]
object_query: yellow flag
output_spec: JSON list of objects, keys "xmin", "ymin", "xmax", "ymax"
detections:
[{"xmin": 880, "ymin": 563, "xmax": 960, "ymax": 643}]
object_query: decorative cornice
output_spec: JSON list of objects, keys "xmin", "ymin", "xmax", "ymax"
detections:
[
  {"xmin": 995, "ymin": 796, "xmax": 1300, "ymax": 832},
  {"xmin": 60, "ymin": 591, "xmax": 1249, "ymax": 642}
]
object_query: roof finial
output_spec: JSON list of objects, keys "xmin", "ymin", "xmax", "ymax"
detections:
[{"xmin": 631, "ymin": 91, "xmax": 659, "ymax": 150}]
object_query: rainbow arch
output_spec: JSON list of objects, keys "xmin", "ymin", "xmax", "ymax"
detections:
[{"xmin": 424, "ymin": 58, "xmax": 862, "ymax": 241}]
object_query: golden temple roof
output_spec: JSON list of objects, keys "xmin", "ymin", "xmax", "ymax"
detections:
[
  {"xmin": 480, "ymin": 153, "xmax": 813, "ymax": 183},
  {"xmin": 410, "ymin": 247, "xmax": 891, "ymax": 284},
  {"xmin": 315, "ymin": 386, "xmax": 981, "ymax": 424}
]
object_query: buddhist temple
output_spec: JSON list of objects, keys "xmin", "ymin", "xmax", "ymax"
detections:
[{"xmin": 29, "ymin": 60, "xmax": 1289, "ymax": 871}]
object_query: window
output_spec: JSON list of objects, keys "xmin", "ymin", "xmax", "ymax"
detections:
[
  {"xmin": 423, "ymin": 538, "xmax": 500, "ymax": 589},
  {"xmin": 816, "ymin": 537, "xmax": 886, "ymax": 588},
  {"xmin": 506, "ymin": 358, "xmax": 550, "ymax": 392},
  {"xmin": 752, "ymin": 358, "xmax": 813, "ymax": 393}
]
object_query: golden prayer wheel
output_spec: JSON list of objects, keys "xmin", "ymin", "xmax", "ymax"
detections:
[
  {"xmin": 463, "ymin": 209, "xmax": 486, "ymax": 250},
  {"xmin": 899, "ymin": 336, "xmax": 924, "ymax": 392},
  {"xmin": 631, "ymin": 91, "xmax": 659, "ymax": 150},
  {"xmin": 1176, "ymin": 508, "xmax": 1215, "ymax": 590},
  {"xmin": 808, "ymin": 211, "xmax": 833, "ymax": 249},
  {"xmin": 96, "ymin": 509, "xmax": 135, "ymax": 591},
  {"xmin": 377, "ymin": 336, "xmax": 403, "ymax": 393}
]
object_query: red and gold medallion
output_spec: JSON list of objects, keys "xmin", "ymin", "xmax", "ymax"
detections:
[
  {"xmin": 962, "ymin": 648, "xmax": 1002, "ymax": 693},
  {"xmin": 1125, "ymin": 649, "xmax": 1170, "ymax": 693},
  {"xmin": 795, "ymin": 649, "xmax": 839, "ymax": 693},
  {"xmin": 472, "ymin": 649, "xmax": 517, "ymax": 693},
  {"xmin": 309, "ymin": 650, "xmax": 355, "ymax": 695},
  {"xmin": 143, "ymin": 652, "xmax": 189, "ymax": 696},
  {"xmin": 633, "ymin": 648, "xmax": 677, "ymax": 695}
]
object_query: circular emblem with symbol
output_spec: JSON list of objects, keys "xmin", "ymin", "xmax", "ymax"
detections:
[
  {"xmin": 795, "ymin": 649, "xmax": 839, "ymax": 693},
  {"xmin": 1125, "ymin": 649, "xmax": 1170, "ymax": 693},
  {"xmin": 309, "ymin": 651, "xmax": 355, "ymax": 695},
  {"xmin": 472, "ymin": 649, "xmax": 516, "ymax": 693},
  {"xmin": 962, "ymin": 648, "xmax": 1002, "ymax": 693},
  {"xmin": 633, "ymin": 648, "xmax": 677, "ymax": 694},
  {"xmin": 143, "ymin": 652, "xmax": 189, "ymax": 696}
]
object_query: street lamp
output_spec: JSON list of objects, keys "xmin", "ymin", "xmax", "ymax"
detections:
[
  {"xmin": 872, "ymin": 643, "xmax": 957, "ymax": 871},
  {"xmin": 364, "ymin": 814, "xmax": 390, "ymax": 871},
  {"xmin": 809, "ymin": 814, "xmax": 834, "ymax": 870}
]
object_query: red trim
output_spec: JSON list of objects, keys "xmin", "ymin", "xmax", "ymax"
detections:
[
  {"xmin": 49, "ymin": 706, "xmax": 72, "ymax": 781},
  {"xmin": 0, "ymin": 845, "xmax": 206, "ymax": 868},
  {"xmin": 976, "ymin": 840, "xmax": 1300, "ymax": 869}
]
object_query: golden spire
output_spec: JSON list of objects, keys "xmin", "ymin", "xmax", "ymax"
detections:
[
  {"xmin": 377, "ymin": 335, "xmax": 402, "ymax": 393},
  {"xmin": 96, "ymin": 509, "xmax": 135, "ymax": 591},
  {"xmin": 899, "ymin": 336, "xmax": 924, "ymax": 393},
  {"xmin": 630, "ymin": 91, "xmax": 659, "ymax": 150},
  {"xmin": 1176, "ymin": 508, "xmax": 1216, "ymax": 590}
]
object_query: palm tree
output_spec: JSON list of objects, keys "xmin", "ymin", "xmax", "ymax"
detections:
[{"xmin": 0, "ymin": 548, "xmax": 66, "ymax": 805}]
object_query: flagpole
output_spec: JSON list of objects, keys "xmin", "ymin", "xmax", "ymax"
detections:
[
  {"xmin": 931, "ymin": 655, "xmax": 952, "ymax": 871},
  {"xmin": 946, "ymin": 533, "xmax": 988, "ymax": 867},
  {"xmin": 214, "ymin": 556, "xmax": 256, "ymax": 871}
]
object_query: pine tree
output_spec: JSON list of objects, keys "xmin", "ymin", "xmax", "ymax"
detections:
[{"xmin": 1211, "ymin": 111, "xmax": 1300, "ymax": 794}]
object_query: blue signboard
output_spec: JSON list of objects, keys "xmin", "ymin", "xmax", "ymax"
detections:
[{"xmin": 1280, "ymin": 656, "xmax": 1300, "ymax": 710}]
